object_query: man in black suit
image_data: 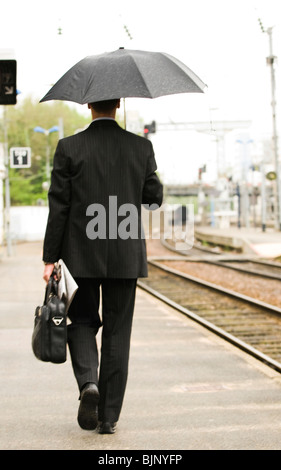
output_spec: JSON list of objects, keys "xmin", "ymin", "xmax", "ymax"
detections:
[{"xmin": 43, "ymin": 99, "xmax": 163, "ymax": 434}]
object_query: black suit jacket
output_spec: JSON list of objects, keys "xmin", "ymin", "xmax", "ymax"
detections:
[{"xmin": 43, "ymin": 119, "xmax": 163, "ymax": 278}]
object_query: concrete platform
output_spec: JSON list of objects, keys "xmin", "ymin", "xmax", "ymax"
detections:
[
  {"xmin": 195, "ymin": 226, "xmax": 281, "ymax": 258},
  {"xmin": 1, "ymin": 242, "xmax": 281, "ymax": 450}
]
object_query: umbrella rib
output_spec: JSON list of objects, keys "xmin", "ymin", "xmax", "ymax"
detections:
[
  {"xmin": 128, "ymin": 54, "xmax": 153, "ymax": 98},
  {"xmin": 83, "ymin": 53, "xmax": 154, "ymax": 102}
]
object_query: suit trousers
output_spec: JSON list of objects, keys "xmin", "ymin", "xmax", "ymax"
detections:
[{"xmin": 67, "ymin": 277, "xmax": 137, "ymax": 423}]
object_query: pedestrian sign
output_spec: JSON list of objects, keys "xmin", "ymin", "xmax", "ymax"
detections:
[
  {"xmin": 0, "ymin": 60, "xmax": 17, "ymax": 105},
  {"xmin": 10, "ymin": 147, "xmax": 31, "ymax": 168}
]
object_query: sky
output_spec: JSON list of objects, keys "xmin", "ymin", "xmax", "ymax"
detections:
[{"xmin": 1, "ymin": 0, "xmax": 281, "ymax": 184}]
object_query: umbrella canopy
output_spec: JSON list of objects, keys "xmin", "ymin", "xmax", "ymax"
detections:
[{"xmin": 40, "ymin": 48, "xmax": 206, "ymax": 104}]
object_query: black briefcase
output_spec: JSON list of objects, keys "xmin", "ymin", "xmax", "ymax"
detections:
[{"xmin": 32, "ymin": 274, "xmax": 67, "ymax": 364}]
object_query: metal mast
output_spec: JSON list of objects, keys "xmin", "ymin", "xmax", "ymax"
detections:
[{"xmin": 259, "ymin": 18, "xmax": 281, "ymax": 230}]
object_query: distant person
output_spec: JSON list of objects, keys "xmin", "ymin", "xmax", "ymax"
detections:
[{"xmin": 42, "ymin": 99, "xmax": 163, "ymax": 434}]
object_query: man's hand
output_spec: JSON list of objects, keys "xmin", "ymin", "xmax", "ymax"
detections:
[{"xmin": 43, "ymin": 263, "xmax": 55, "ymax": 283}]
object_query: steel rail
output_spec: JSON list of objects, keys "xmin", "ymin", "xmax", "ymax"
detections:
[
  {"xmin": 161, "ymin": 237, "xmax": 281, "ymax": 280},
  {"xmin": 137, "ymin": 261, "xmax": 281, "ymax": 374},
  {"xmin": 149, "ymin": 260, "xmax": 281, "ymax": 316},
  {"xmin": 204, "ymin": 259, "xmax": 281, "ymax": 281}
]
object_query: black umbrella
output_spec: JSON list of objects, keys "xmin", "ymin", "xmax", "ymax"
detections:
[{"xmin": 40, "ymin": 48, "xmax": 206, "ymax": 105}]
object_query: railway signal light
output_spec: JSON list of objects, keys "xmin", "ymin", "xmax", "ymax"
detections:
[
  {"xmin": 198, "ymin": 164, "xmax": 206, "ymax": 180},
  {"xmin": 143, "ymin": 121, "xmax": 156, "ymax": 138},
  {"xmin": 0, "ymin": 60, "xmax": 17, "ymax": 105}
]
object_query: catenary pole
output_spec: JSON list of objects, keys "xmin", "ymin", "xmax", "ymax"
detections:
[
  {"xmin": 3, "ymin": 106, "xmax": 12, "ymax": 255},
  {"xmin": 259, "ymin": 19, "xmax": 281, "ymax": 230},
  {"xmin": 267, "ymin": 27, "xmax": 281, "ymax": 230}
]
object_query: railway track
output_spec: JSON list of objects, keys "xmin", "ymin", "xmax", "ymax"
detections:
[
  {"xmin": 162, "ymin": 237, "xmax": 281, "ymax": 280},
  {"xmin": 212, "ymin": 259, "xmax": 281, "ymax": 281},
  {"xmin": 138, "ymin": 260, "xmax": 281, "ymax": 374}
]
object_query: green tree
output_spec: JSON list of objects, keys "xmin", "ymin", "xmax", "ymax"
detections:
[{"xmin": 1, "ymin": 96, "xmax": 90, "ymax": 205}]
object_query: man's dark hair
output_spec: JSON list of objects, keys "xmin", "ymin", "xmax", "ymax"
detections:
[{"xmin": 89, "ymin": 99, "xmax": 119, "ymax": 113}]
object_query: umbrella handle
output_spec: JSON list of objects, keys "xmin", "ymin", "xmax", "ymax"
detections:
[{"xmin": 123, "ymin": 98, "xmax": 126, "ymax": 130}]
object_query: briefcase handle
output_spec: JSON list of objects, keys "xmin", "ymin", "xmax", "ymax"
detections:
[{"xmin": 44, "ymin": 273, "xmax": 58, "ymax": 305}]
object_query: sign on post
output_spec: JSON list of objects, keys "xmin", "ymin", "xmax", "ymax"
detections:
[
  {"xmin": 0, "ymin": 60, "xmax": 17, "ymax": 105},
  {"xmin": 10, "ymin": 147, "xmax": 31, "ymax": 168},
  {"xmin": 266, "ymin": 171, "xmax": 277, "ymax": 181}
]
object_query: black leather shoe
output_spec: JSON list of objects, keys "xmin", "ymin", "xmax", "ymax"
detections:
[
  {"xmin": 98, "ymin": 421, "xmax": 117, "ymax": 434},
  {"xmin": 77, "ymin": 383, "xmax": 99, "ymax": 430}
]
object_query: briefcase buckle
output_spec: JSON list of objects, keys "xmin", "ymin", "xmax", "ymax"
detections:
[{"xmin": 52, "ymin": 317, "xmax": 64, "ymax": 326}]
